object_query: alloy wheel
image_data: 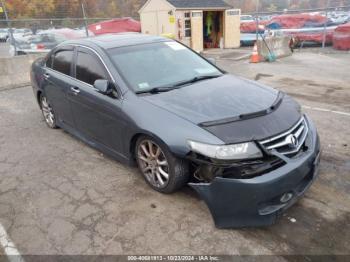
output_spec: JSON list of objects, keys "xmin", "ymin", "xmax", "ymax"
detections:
[
  {"xmin": 137, "ymin": 140, "xmax": 170, "ymax": 189},
  {"xmin": 41, "ymin": 96, "xmax": 55, "ymax": 128}
]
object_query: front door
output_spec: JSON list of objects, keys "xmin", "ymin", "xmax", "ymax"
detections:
[
  {"xmin": 68, "ymin": 47, "xmax": 125, "ymax": 155},
  {"xmin": 191, "ymin": 11, "xmax": 204, "ymax": 52},
  {"xmin": 224, "ymin": 9, "xmax": 241, "ymax": 48}
]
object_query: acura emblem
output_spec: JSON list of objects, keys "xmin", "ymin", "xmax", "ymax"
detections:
[{"xmin": 286, "ymin": 134, "xmax": 298, "ymax": 148}]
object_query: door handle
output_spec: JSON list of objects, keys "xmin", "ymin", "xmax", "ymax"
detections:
[
  {"xmin": 43, "ymin": 73, "xmax": 50, "ymax": 80},
  {"xmin": 70, "ymin": 87, "xmax": 80, "ymax": 95}
]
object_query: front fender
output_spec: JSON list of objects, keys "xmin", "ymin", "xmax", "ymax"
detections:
[{"xmin": 121, "ymin": 92, "xmax": 224, "ymax": 159}]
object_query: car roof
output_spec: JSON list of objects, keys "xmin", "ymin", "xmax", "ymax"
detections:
[{"xmin": 64, "ymin": 33, "xmax": 169, "ymax": 50}]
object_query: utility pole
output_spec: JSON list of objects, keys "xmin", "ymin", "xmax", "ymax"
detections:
[
  {"xmin": 255, "ymin": 0, "xmax": 259, "ymax": 43},
  {"xmin": 1, "ymin": 0, "xmax": 16, "ymax": 55},
  {"xmin": 81, "ymin": 0, "xmax": 89, "ymax": 37},
  {"xmin": 322, "ymin": 0, "xmax": 330, "ymax": 49}
]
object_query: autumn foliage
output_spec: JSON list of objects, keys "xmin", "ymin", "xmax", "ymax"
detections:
[
  {"xmin": 2, "ymin": 0, "xmax": 349, "ymax": 19},
  {"xmin": 3, "ymin": 0, "xmax": 147, "ymax": 19}
]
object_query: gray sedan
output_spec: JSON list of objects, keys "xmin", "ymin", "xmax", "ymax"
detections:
[{"xmin": 30, "ymin": 34, "xmax": 321, "ymax": 228}]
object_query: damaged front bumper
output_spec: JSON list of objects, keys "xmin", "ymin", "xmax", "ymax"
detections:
[{"xmin": 188, "ymin": 117, "xmax": 321, "ymax": 228}]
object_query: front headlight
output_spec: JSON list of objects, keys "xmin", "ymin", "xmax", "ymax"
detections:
[{"xmin": 188, "ymin": 140, "xmax": 263, "ymax": 160}]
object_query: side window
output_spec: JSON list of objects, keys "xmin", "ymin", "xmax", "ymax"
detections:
[
  {"xmin": 52, "ymin": 50, "xmax": 73, "ymax": 76},
  {"xmin": 76, "ymin": 51, "xmax": 108, "ymax": 86}
]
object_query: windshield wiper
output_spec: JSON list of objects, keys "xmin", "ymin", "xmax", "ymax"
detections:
[
  {"xmin": 135, "ymin": 87, "xmax": 175, "ymax": 94},
  {"xmin": 135, "ymin": 75, "xmax": 222, "ymax": 95},
  {"xmin": 173, "ymin": 74, "xmax": 222, "ymax": 87}
]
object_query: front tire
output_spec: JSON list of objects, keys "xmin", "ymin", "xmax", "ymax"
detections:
[
  {"xmin": 40, "ymin": 95, "xmax": 58, "ymax": 129},
  {"xmin": 135, "ymin": 136, "xmax": 189, "ymax": 194}
]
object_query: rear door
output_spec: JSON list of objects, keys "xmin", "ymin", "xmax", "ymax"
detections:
[
  {"xmin": 43, "ymin": 47, "xmax": 75, "ymax": 127},
  {"xmin": 68, "ymin": 46, "xmax": 125, "ymax": 154}
]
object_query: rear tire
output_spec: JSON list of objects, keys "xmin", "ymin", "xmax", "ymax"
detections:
[
  {"xmin": 135, "ymin": 135, "xmax": 189, "ymax": 194},
  {"xmin": 40, "ymin": 94, "xmax": 58, "ymax": 129}
]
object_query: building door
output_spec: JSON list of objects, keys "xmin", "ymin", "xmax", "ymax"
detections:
[
  {"xmin": 190, "ymin": 10, "xmax": 203, "ymax": 52},
  {"xmin": 224, "ymin": 9, "xmax": 241, "ymax": 48}
]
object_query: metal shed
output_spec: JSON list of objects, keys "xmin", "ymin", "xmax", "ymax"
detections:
[{"xmin": 139, "ymin": 0, "xmax": 241, "ymax": 52}]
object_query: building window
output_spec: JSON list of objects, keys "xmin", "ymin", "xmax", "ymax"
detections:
[
  {"xmin": 184, "ymin": 12, "xmax": 191, "ymax": 37},
  {"xmin": 192, "ymin": 11, "xmax": 202, "ymax": 17},
  {"xmin": 227, "ymin": 10, "xmax": 240, "ymax": 16}
]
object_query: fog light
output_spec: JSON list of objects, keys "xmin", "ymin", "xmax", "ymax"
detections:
[{"xmin": 280, "ymin": 193, "xmax": 293, "ymax": 203}]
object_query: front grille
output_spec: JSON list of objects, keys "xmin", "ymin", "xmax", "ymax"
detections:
[{"xmin": 259, "ymin": 117, "xmax": 309, "ymax": 156}]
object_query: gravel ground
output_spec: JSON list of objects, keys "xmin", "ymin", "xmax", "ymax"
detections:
[
  {"xmin": 0, "ymin": 49, "xmax": 349, "ymax": 258},
  {"xmin": 0, "ymin": 43, "xmax": 10, "ymax": 58}
]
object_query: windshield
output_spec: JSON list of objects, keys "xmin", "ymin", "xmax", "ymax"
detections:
[
  {"xmin": 29, "ymin": 33, "xmax": 66, "ymax": 43},
  {"xmin": 241, "ymin": 15, "xmax": 253, "ymax": 21},
  {"xmin": 14, "ymin": 29, "xmax": 25, "ymax": 34},
  {"xmin": 108, "ymin": 41, "xmax": 222, "ymax": 93}
]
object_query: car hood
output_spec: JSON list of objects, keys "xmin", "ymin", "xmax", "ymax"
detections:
[
  {"xmin": 141, "ymin": 74, "xmax": 302, "ymax": 144},
  {"xmin": 142, "ymin": 74, "xmax": 279, "ymax": 124}
]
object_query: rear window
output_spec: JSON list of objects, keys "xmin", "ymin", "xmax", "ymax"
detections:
[{"xmin": 52, "ymin": 50, "xmax": 73, "ymax": 76}]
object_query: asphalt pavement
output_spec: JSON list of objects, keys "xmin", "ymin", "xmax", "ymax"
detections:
[
  {"xmin": 0, "ymin": 49, "xmax": 349, "ymax": 258},
  {"xmin": 0, "ymin": 43, "xmax": 10, "ymax": 58}
]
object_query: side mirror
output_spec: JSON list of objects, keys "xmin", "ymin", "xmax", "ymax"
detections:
[
  {"xmin": 94, "ymin": 79, "xmax": 112, "ymax": 95},
  {"xmin": 207, "ymin": 57, "xmax": 217, "ymax": 65}
]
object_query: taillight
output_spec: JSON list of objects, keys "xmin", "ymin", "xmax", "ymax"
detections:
[{"xmin": 37, "ymin": 44, "xmax": 45, "ymax": 49}]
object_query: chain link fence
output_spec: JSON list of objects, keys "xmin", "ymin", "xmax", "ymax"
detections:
[
  {"xmin": 240, "ymin": 0, "xmax": 350, "ymax": 49},
  {"xmin": 0, "ymin": 17, "xmax": 112, "ymax": 56},
  {"xmin": 0, "ymin": 0, "xmax": 144, "ymax": 56},
  {"xmin": 1, "ymin": 0, "xmax": 350, "ymax": 57}
]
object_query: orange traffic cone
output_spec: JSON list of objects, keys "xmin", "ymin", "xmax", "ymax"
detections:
[{"xmin": 250, "ymin": 43, "xmax": 260, "ymax": 63}]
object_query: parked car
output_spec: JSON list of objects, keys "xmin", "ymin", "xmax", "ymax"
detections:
[
  {"xmin": 0, "ymin": 28, "xmax": 9, "ymax": 42},
  {"xmin": 10, "ymin": 32, "xmax": 68, "ymax": 56},
  {"xmin": 10, "ymin": 29, "xmax": 89, "ymax": 56},
  {"xmin": 240, "ymin": 15, "xmax": 255, "ymax": 22},
  {"xmin": 11, "ymin": 28, "xmax": 32, "ymax": 42},
  {"xmin": 30, "ymin": 34, "xmax": 321, "ymax": 228},
  {"xmin": 328, "ymin": 11, "xmax": 350, "ymax": 24},
  {"xmin": 331, "ymin": 14, "xmax": 349, "ymax": 24}
]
